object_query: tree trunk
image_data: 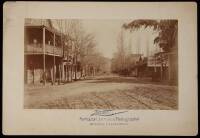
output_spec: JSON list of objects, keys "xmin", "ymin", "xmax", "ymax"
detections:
[
  {"xmin": 71, "ymin": 65, "xmax": 73, "ymax": 81},
  {"xmin": 80, "ymin": 67, "xmax": 83, "ymax": 78},
  {"xmin": 85, "ymin": 65, "xmax": 88, "ymax": 77},
  {"xmin": 67, "ymin": 65, "xmax": 69, "ymax": 82},
  {"xmin": 84, "ymin": 66, "xmax": 87, "ymax": 79},
  {"xmin": 74, "ymin": 65, "xmax": 77, "ymax": 81}
]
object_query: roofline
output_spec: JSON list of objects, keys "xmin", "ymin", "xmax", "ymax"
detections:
[{"xmin": 25, "ymin": 25, "xmax": 62, "ymax": 36}]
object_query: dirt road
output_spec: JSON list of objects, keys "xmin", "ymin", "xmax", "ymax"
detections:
[{"xmin": 24, "ymin": 75, "xmax": 178, "ymax": 110}]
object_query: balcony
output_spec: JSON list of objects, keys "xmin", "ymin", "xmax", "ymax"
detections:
[{"xmin": 25, "ymin": 44, "xmax": 63, "ymax": 57}]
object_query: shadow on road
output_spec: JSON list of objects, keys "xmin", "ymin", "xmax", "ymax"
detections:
[{"xmin": 88, "ymin": 76, "xmax": 177, "ymax": 86}]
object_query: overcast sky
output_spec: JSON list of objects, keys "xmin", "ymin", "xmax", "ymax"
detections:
[
  {"xmin": 81, "ymin": 19, "xmax": 160, "ymax": 59},
  {"xmin": 81, "ymin": 19, "xmax": 132, "ymax": 58}
]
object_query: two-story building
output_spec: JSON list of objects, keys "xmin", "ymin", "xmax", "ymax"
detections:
[{"xmin": 24, "ymin": 19, "xmax": 63, "ymax": 85}]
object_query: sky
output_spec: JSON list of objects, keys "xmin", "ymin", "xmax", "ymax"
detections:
[
  {"xmin": 81, "ymin": 19, "xmax": 132, "ymax": 58},
  {"xmin": 81, "ymin": 19, "xmax": 161, "ymax": 58}
]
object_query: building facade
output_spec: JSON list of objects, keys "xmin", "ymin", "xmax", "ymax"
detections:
[{"xmin": 24, "ymin": 19, "xmax": 63, "ymax": 85}]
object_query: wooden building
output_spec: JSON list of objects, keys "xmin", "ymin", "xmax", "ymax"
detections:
[{"xmin": 24, "ymin": 19, "xmax": 63, "ymax": 85}]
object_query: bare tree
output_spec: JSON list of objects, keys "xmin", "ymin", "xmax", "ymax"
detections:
[{"xmin": 54, "ymin": 19, "xmax": 106, "ymax": 80}]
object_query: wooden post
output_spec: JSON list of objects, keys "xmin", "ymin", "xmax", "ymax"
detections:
[
  {"xmin": 62, "ymin": 63, "xmax": 65, "ymax": 82},
  {"xmin": 161, "ymin": 63, "xmax": 163, "ymax": 80},
  {"xmin": 160, "ymin": 55, "xmax": 163, "ymax": 81},
  {"xmin": 168, "ymin": 54, "xmax": 171, "ymax": 81},
  {"xmin": 154, "ymin": 55, "xmax": 157, "ymax": 72},
  {"xmin": 69, "ymin": 65, "xmax": 71, "ymax": 81},
  {"xmin": 71, "ymin": 65, "xmax": 73, "ymax": 81},
  {"xmin": 61, "ymin": 34, "xmax": 64, "ymax": 83},
  {"xmin": 58, "ymin": 61, "xmax": 62, "ymax": 85},
  {"xmin": 60, "ymin": 65, "xmax": 61, "ymax": 83},
  {"xmin": 33, "ymin": 67, "xmax": 35, "ymax": 84},
  {"xmin": 67, "ymin": 65, "xmax": 69, "ymax": 82},
  {"xmin": 74, "ymin": 65, "xmax": 77, "ymax": 80},
  {"xmin": 53, "ymin": 33, "xmax": 55, "ymax": 85},
  {"xmin": 24, "ymin": 56, "xmax": 27, "ymax": 84},
  {"xmin": 43, "ymin": 27, "xmax": 46, "ymax": 85},
  {"xmin": 65, "ymin": 65, "xmax": 67, "ymax": 81},
  {"xmin": 85, "ymin": 65, "xmax": 87, "ymax": 77},
  {"xmin": 50, "ymin": 67, "xmax": 53, "ymax": 85}
]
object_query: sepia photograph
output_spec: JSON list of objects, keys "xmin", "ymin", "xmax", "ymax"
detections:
[
  {"xmin": 24, "ymin": 18, "xmax": 178, "ymax": 110},
  {"xmin": 3, "ymin": 2, "xmax": 197, "ymax": 135}
]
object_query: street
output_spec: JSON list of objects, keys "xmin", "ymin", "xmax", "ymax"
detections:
[{"xmin": 24, "ymin": 75, "xmax": 178, "ymax": 110}]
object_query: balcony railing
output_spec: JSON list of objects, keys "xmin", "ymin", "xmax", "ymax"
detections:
[{"xmin": 25, "ymin": 44, "xmax": 63, "ymax": 56}]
